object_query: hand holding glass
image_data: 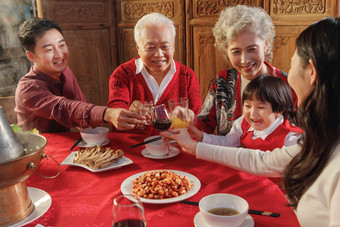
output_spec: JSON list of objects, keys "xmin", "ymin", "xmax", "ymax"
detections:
[
  {"xmin": 168, "ymin": 98, "xmax": 191, "ymax": 129},
  {"xmin": 151, "ymin": 104, "xmax": 172, "ymax": 131},
  {"xmin": 136, "ymin": 104, "xmax": 150, "ymax": 129},
  {"xmin": 144, "ymin": 100, "xmax": 154, "ymax": 126},
  {"xmin": 112, "ymin": 194, "xmax": 146, "ymax": 227}
]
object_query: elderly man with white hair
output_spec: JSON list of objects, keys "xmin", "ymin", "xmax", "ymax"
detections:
[{"xmin": 107, "ymin": 13, "xmax": 202, "ymax": 135}]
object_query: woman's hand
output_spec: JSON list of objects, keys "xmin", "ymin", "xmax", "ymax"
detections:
[{"xmin": 161, "ymin": 128, "xmax": 198, "ymax": 156}]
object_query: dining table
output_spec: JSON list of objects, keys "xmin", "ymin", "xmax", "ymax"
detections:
[{"xmin": 23, "ymin": 131, "xmax": 300, "ymax": 227}]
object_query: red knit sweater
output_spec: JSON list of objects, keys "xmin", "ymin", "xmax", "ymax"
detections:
[{"xmin": 107, "ymin": 58, "xmax": 202, "ymax": 135}]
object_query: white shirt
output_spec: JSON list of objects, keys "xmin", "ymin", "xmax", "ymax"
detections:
[
  {"xmin": 297, "ymin": 140, "xmax": 340, "ymax": 227},
  {"xmin": 240, "ymin": 76, "xmax": 250, "ymax": 96},
  {"xmin": 196, "ymin": 138, "xmax": 340, "ymax": 227},
  {"xmin": 135, "ymin": 58, "xmax": 176, "ymax": 104},
  {"xmin": 202, "ymin": 115, "xmax": 301, "ymax": 147}
]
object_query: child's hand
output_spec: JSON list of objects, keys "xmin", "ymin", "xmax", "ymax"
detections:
[
  {"xmin": 187, "ymin": 124, "xmax": 203, "ymax": 142},
  {"xmin": 161, "ymin": 128, "xmax": 198, "ymax": 155}
]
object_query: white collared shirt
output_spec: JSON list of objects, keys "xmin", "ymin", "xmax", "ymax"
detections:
[
  {"xmin": 202, "ymin": 115, "xmax": 301, "ymax": 147},
  {"xmin": 135, "ymin": 58, "xmax": 176, "ymax": 104}
]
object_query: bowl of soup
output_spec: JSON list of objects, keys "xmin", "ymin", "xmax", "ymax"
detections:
[{"xmin": 199, "ymin": 193, "xmax": 249, "ymax": 227}]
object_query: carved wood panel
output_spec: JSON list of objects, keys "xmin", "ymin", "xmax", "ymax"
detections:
[
  {"xmin": 193, "ymin": 0, "xmax": 263, "ymax": 18},
  {"xmin": 192, "ymin": 27, "xmax": 230, "ymax": 98},
  {"xmin": 272, "ymin": 25, "xmax": 305, "ymax": 74},
  {"xmin": 270, "ymin": 0, "xmax": 338, "ymax": 25},
  {"xmin": 37, "ymin": 0, "xmax": 111, "ymax": 24}
]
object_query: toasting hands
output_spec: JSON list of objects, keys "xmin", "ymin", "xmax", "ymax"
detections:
[
  {"xmin": 161, "ymin": 128, "xmax": 198, "ymax": 156},
  {"xmin": 104, "ymin": 108, "xmax": 146, "ymax": 130}
]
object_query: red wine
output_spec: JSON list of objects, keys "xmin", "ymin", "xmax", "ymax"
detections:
[
  {"xmin": 112, "ymin": 219, "xmax": 146, "ymax": 227},
  {"xmin": 152, "ymin": 119, "xmax": 172, "ymax": 131}
]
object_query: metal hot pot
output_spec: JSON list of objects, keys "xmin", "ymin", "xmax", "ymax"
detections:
[{"xmin": 0, "ymin": 132, "xmax": 48, "ymax": 226}]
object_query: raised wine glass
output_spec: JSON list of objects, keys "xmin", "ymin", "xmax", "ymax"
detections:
[
  {"xmin": 151, "ymin": 104, "xmax": 172, "ymax": 152},
  {"xmin": 151, "ymin": 104, "xmax": 172, "ymax": 131}
]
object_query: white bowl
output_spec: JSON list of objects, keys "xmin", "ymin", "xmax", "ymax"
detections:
[
  {"xmin": 80, "ymin": 127, "xmax": 109, "ymax": 145},
  {"xmin": 199, "ymin": 193, "xmax": 249, "ymax": 227},
  {"xmin": 144, "ymin": 136, "xmax": 169, "ymax": 156}
]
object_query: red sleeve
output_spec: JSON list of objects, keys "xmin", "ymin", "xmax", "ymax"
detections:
[
  {"xmin": 106, "ymin": 62, "xmax": 135, "ymax": 110},
  {"xmin": 183, "ymin": 66, "xmax": 202, "ymax": 115}
]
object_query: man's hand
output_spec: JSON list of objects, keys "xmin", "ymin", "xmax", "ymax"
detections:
[
  {"xmin": 129, "ymin": 100, "xmax": 142, "ymax": 113},
  {"xmin": 104, "ymin": 108, "xmax": 146, "ymax": 130}
]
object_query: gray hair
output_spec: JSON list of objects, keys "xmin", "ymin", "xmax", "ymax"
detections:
[
  {"xmin": 213, "ymin": 5, "xmax": 275, "ymax": 62},
  {"xmin": 134, "ymin": 13, "xmax": 176, "ymax": 46}
]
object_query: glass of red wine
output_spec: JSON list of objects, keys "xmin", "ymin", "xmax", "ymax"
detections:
[
  {"xmin": 112, "ymin": 194, "xmax": 146, "ymax": 227},
  {"xmin": 151, "ymin": 104, "xmax": 172, "ymax": 131},
  {"xmin": 151, "ymin": 104, "xmax": 172, "ymax": 153}
]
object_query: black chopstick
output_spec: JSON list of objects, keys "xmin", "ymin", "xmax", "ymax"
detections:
[
  {"xmin": 130, "ymin": 135, "xmax": 163, "ymax": 148},
  {"xmin": 70, "ymin": 137, "xmax": 83, "ymax": 150},
  {"xmin": 179, "ymin": 200, "xmax": 280, "ymax": 217},
  {"xmin": 248, "ymin": 209, "xmax": 280, "ymax": 217}
]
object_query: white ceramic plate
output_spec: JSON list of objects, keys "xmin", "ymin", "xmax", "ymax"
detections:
[
  {"xmin": 194, "ymin": 212, "xmax": 254, "ymax": 227},
  {"xmin": 141, "ymin": 147, "xmax": 180, "ymax": 159},
  {"xmin": 121, "ymin": 169, "xmax": 201, "ymax": 204},
  {"xmin": 8, "ymin": 187, "xmax": 52, "ymax": 227},
  {"xmin": 61, "ymin": 152, "xmax": 133, "ymax": 172},
  {"xmin": 78, "ymin": 138, "xmax": 110, "ymax": 148}
]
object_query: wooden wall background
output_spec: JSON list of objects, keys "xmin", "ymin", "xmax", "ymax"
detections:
[{"xmin": 37, "ymin": 0, "xmax": 340, "ymax": 106}]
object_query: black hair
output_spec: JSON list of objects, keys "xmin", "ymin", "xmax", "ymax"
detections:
[
  {"xmin": 284, "ymin": 17, "xmax": 340, "ymax": 209},
  {"xmin": 242, "ymin": 75, "xmax": 296, "ymax": 123},
  {"xmin": 17, "ymin": 17, "xmax": 63, "ymax": 52}
]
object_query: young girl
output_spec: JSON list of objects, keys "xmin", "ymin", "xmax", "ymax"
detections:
[{"xmin": 197, "ymin": 75, "xmax": 302, "ymax": 150}]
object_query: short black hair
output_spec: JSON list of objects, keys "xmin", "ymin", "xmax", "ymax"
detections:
[
  {"xmin": 17, "ymin": 17, "xmax": 63, "ymax": 52},
  {"xmin": 242, "ymin": 75, "xmax": 295, "ymax": 121}
]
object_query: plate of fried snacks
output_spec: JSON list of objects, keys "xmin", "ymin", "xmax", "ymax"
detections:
[
  {"xmin": 121, "ymin": 170, "xmax": 201, "ymax": 204},
  {"xmin": 61, "ymin": 146, "xmax": 133, "ymax": 172}
]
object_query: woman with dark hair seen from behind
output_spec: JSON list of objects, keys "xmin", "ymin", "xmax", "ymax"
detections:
[
  {"xmin": 283, "ymin": 17, "xmax": 340, "ymax": 224},
  {"xmin": 162, "ymin": 17, "xmax": 340, "ymax": 226}
]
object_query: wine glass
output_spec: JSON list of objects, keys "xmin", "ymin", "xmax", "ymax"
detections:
[
  {"xmin": 151, "ymin": 104, "xmax": 172, "ymax": 131},
  {"xmin": 151, "ymin": 104, "xmax": 172, "ymax": 152},
  {"xmin": 112, "ymin": 194, "xmax": 146, "ymax": 227}
]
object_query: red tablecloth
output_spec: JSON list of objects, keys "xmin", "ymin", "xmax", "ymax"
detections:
[{"xmin": 24, "ymin": 132, "xmax": 299, "ymax": 227}]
